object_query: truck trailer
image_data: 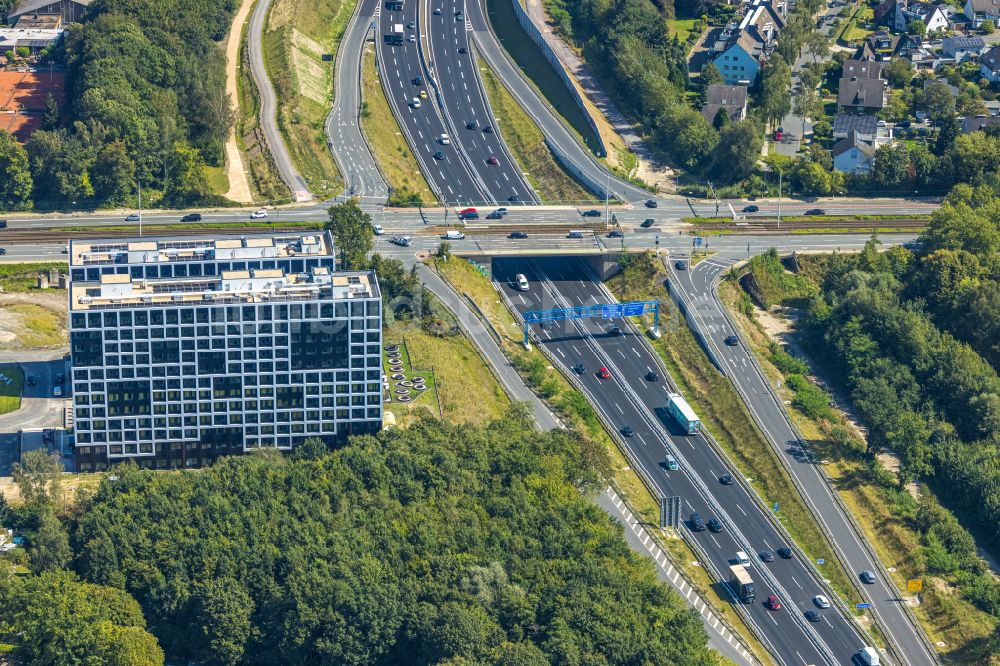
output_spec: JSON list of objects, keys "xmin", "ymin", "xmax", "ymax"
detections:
[
  {"xmin": 729, "ymin": 564, "xmax": 755, "ymax": 603},
  {"xmin": 384, "ymin": 24, "xmax": 404, "ymax": 44},
  {"xmin": 667, "ymin": 392, "xmax": 701, "ymax": 434}
]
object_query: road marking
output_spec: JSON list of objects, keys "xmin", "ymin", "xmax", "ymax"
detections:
[
  {"xmin": 614, "ymin": 403, "xmax": 623, "ymax": 414},
  {"xmin": 791, "ymin": 576, "xmax": 803, "ymax": 590},
  {"xmin": 556, "ymin": 348, "xmax": 564, "ymax": 358},
  {"xmin": 737, "ymin": 504, "xmax": 747, "ymax": 516},
  {"xmin": 632, "ymin": 346, "xmax": 640, "ymax": 357}
]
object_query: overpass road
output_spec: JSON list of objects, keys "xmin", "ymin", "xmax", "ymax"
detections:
[
  {"xmin": 667, "ymin": 252, "xmax": 938, "ymax": 666},
  {"xmin": 493, "ymin": 255, "xmax": 880, "ymax": 666},
  {"xmin": 376, "ymin": 0, "xmax": 486, "ymax": 203},
  {"xmin": 424, "ymin": 0, "xmax": 538, "ymax": 204}
]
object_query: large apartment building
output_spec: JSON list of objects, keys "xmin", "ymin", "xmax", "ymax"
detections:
[{"xmin": 67, "ymin": 231, "xmax": 382, "ymax": 472}]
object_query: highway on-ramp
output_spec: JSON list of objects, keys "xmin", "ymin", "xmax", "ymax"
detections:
[
  {"xmin": 667, "ymin": 253, "xmax": 938, "ymax": 666},
  {"xmin": 492, "ymin": 255, "xmax": 880, "ymax": 666}
]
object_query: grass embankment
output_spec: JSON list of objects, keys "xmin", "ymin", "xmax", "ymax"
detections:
[
  {"xmin": 0, "ymin": 365, "xmax": 24, "ymax": 416},
  {"xmin": 0, "ymin": 264, "xmax": 66, "ymax": 292},
  {"xmin": 433, "ymin": 256, "xmax": 772, "ymax": 664},
  {"xmin": 720, "ymin": 263, "xmax": 999, "ymax": 663},
  {"xmin": 607, "ymin": 253, "xmax": 865, "ymax": 614},
  {"xmin": 4, "ymin": 304, "xmax": 66, "ymax": 349},
  {"xmin": 361, "ymin": 49, "xmax": 436, "ymax": 204},
  {"xmin": 236, "ymin": 5, "xmax": 290, "ymax": 202},
  {"xmin": 203, "ymin": 166, "xmax": 230, "ymax": 196},
  {"xmin": 263, "ymin": 0, "xmax": 351, "ymax": 199},
  {"xmin": 477, "ymin": 59, "xmax": 592, "ymax": 204},
  {"xmin": 837, "ymin": 5, "xmax": 873, "ymax": 45},
  {"xmin": 667, "ymin": 18, "xmax": 697, "ymax": 43}
]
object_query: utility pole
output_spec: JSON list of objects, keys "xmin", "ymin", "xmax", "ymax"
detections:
[
  {"xmin": 138, "ymin": 179, "xmax": 142, "ymax": 237},
  {"xmin": 777, "ymin": 170, "xmax": 782, "ymax": 229},
  {"xmin": 604, "ymin": 170, "xmax": 610, "ymax": 221}
]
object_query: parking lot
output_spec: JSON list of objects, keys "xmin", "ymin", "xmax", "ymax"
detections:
[{"xmin": 0, "ymin": 355, "xmax": 70, "ymax": 474}]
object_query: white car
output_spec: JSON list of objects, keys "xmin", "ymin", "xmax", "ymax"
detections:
[
  {"xmin": 407, "ymin": 34, "xmax": 415, "ymax": 42},
  {"xmin": 410, "ymin": 97, "xmax": 421, "ymax": 108},
  {"xmin": 813, "ymin": 594, "xmax": 831, "ymax": 609},
  {"xmin": 372, "ymin": 224, "xmax": 385, "ymax": 235},
  {"xmin": 250, "ymin": 209, "xmax": 268, "ymax": 219},
  {"xmin": 433, "ymin": 7, "xmax": 442, "ymax": 13}
]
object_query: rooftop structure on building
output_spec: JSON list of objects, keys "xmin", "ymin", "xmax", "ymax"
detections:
[
  {"xmin": 701, "ymin": 84, "xmax": 748, "ymax": 123},
  {"xmin": 68, "ymin": 231, "xmax": 383, "ymax": 472},
  {"xmin": 6, "ymin": 0, "xmax": 89, "ymax": 25}
]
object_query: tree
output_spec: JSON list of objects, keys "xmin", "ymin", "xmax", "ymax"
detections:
[
  {"xmin": 793, "ymin": 88, "xmax": 820, "ymax": 120},
  {"xmin": 980, "ymin": 19, "xmax": 995, "ymax": 34},
  {"xmin": 42, "ymin": 93, "xmax": 59, "ymax": 131},
  {"xmin": 934, "ymin": 114, "xmax": 960, "ymax": 156},
  {"xmin": 909, "ymin": 19, "xmax": 927, "ymax": 36},
  {"xmin": 807, "ymin": 30, "xmax": 829, "ymax": 62},
  {"xmin": 712, "ymin": 108, "xmax": 731, "ymax": 130},
  {"xmin": 325, "ymin": 200, "xmax": 373, "ymax": 269},
  {"xmin": 793, "ymin": 159, "xmax": 832, "ymax": 195},
  {"xmin": 873, "ymin": 144, "xmax": 910, "ymax": 188},
  {"xmin": 0, "ymin": 130, "xmax": 32, "ymax": 211},
  {"xmin": 884, "ymin": 57, "xmax": 914, "ymax": 89},
  {"xmin": 711, "ymin": 119, "xmax": 763, "ymax": 182},
  {"xmin": 700, "ymin": 61, "xmax": 723, "ymax": 88},
  {"xmin": 91, "ymin": 141, "xmax": 135, "ymax": 205},
  {"xmin": 12, "ymin": 449, "xmax": 63, "ymax": 507},
  {"xmin": 757, "ymin": 58, "xmax": 792, "ymax": 127},
  {"xmin": 194, "ymin": 578, "xmax": 253, "ymax": 665},
  {"xmin": 812, "ymin": 120, "xmax": 832, "ymax": 140},
  {"xmin": 919, "ymin": 80, "xmax": 956, "ymax": 121},
  {"xmin": 28, "ymin": 508, "xmax": 71, "ymax": 573}
]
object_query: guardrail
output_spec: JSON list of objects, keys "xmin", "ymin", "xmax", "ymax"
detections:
[{"xmin": 707, "ymin": 261, "xmax": 940, "ymax": 666}]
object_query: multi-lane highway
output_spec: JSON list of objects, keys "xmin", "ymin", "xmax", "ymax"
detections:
[
  {"xmin": 376, "ymin": 0, "xmax": 487, "ymax": 203},
  {"xmin": 424, "ymin": 0, "xmax": 537, "ymax": 203},
  {"xmin": 668, "ymin": 254, "xmax": 937, "ymax": 666},
  {"xmin": 492, "ymin": 255, "xmax": 883, "ymax": 666}
]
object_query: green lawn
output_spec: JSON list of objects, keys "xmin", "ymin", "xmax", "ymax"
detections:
[
  {"xmin": 837, "ymin": 6, "xmax": 873, "ymax": 44},
  {"xmin": 0, "ymin": 365, "xmax": 24, "ymax": 416},
  {"xmin": 203, "ymin": 165, "xmax": 230, "ymax": 196},
  {"xmin": 667, "ymin": 18, "xmax": 697, "ymax": 43}
]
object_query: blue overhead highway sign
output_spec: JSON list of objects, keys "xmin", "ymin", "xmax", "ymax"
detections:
[
  {"xmin": 601, "ymin": 304, "xmax": 623, "ymax": 318},
  {"xmin": 856, "ymin": 603, "xmax": 871, "ymax": 609},
  {"xmin": 623, "ymin": 302, "xmax": 646, "ymax": 317}
]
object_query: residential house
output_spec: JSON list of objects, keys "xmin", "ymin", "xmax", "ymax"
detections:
[
  {"xmin": 701, "ymin": 84, "xmax": 749, "ymax": 123},
  {"xmin": 923, "ymin": 77, "xmax": 960, "ymax": 99},
  {"xmin": 941, "ymin": 35, "xmax": 986, "ymax": 61},
  {"xmin": 715, "ymin": 31, "xmax": 767, "ymax": 85},
  {"xmin": 855, "ymin": 31, "xmax": 906, "ymax": 61},
  {"xmin": 874, "ymin": 0, "xmax": 899, "ymax": 26},
  {"xmin": 832, "ymin": 113, "xmax": 894, "ymax": 143},
  {"xmin": 894, "ymin": 0, "xmax": 953, "ymax": 33},
  {"xmin": 838, "ymin": 61, "xmax": 888, "ymax": 112},
  {"xmin": 964, "ymin": 0, "xmax": 1000, "ymax": 26},
  {"xmin": 832, "ymin": 131, "xmax": 876, "ymax": 173},
  {"xmin": 985, "ymin": 99, "xmax": 1000, "ymax": 116},
  {"xmin": 842, "ymin": 60, "xmax": 884, "ymax": 80},
  {"xmin": 961, "ymin": 115, "xmax": 1000, "ymax": 132},
  {"xmin": 6, "ymin": 0, "xmax": 89, "ymax": 25},
  {"xmin": 982, "ymin": 45, "xmax": 1000, "ymax": 82}
]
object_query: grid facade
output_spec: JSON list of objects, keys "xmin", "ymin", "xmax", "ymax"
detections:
[{"xmin": 68, "ymin": 232, "xmax": 382, "ymax": 471}]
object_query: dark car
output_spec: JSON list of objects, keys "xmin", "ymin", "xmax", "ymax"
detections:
[
  {"xmin": 509, "ymin": 231, "xmax": 528, "ymax": 238},
  {"xmin": 690, "ymin": 512, "xmax": 706, "ymax": 532},
  {"xmin": 581, "ymin": 209, "xmax": 601, "ymax": 217},
  {"xmin": 0, "ymin": 248, "xmax": 6, "ymax": 255},
  {"xmin": 777, "ymin": 547, "xmax": 793, "ymax": 559},
  {"xmin": 466, "ymin": 120, "xmax": 478, "ymax": 129},
  {"xmin": 719, "ymin": 473, "xmax": 734, "ymax": 485},
  {"xmin": 742, "ymin": 205, "xmax": 759, "ymax": 213},
  {"xmin": 645, "ymin": 199, "xmax": 658, "ymax": 208},
  {"xmin": 181, "ymin": 213, "xmax": 202, "ymax": 222},
  {"xmin": 55, "ymin": 373, "xmax": 65, "ymax": 384},
  {"xmin": 645, "ymin": 370, "xmax": 659, "ymax": 381},
  {"xmin": 0, "ymin": 220, "xmax": 6, "ymax": 228},
  {"xmin": 724, "ymin": 335, "xmax": 740, "ymax": 346},
  {"xmin": 608, "ymin": 325, "xmax": 621, "ymax": 336},
  {"xmin": 486, "ymin": 156, "xmax": 499, "ymax": 165},
  {"xmin": 805, "ymin": 610, "xmax": 822, "ymax": 623},
  {"xmin": 458, "ymin": 46, "xmax": 467, "ymax": 54},
  {"xmin": 487, "ymin": 212, "xmax": 503, "ymax": 220},
  {"xmin": 483, "ymin": 126, "xmax": 494, "ymax": 134},
  {"xmin": 462, "ymin": 212, "xmax": 479, "ymax": 220},
  {"xmin": 608, "ymin": 229, "xmax": 623, "ymax": 238},
  {"xmin": 508, "ymin": 196, "xmax": 520, "ymax": 203},
  {"xmin": 805, "ymin": 208, "xmax": 826, "ymax": 216},
  {"xmin": 433, "ymin": 151, "xmax": 445, "ymax": 160},
  {"xmin": 675, "ymin": 260, "xmax": 687, "ymax": 270},
  {"xmin": 707, "ymin": 518, "xmax": 724, "ymax": 533},
  {"xmin": 412, "ymin": 76, "xmax": 423, "ymax": 85},
  {"xmin": 26, "ymin": 376, "xmax": 36, "ymax": 386},
  {"xmin": 455, "ymin": 11, "xmax": 463, "ymax": 20},
  {"xmin": 621, "ymin": 426, "xmax": 635, "ymax": 437},
  {"xmin": 407, "ymin": 20, "xmax": 415, "ymax": 28},
  {"xmin": 897, "ymin": 120, "xmax": 911, "ymax": 128},
  {"xmin": 641, "ymin": 218, "xmax": 655, "ymax": 228},
  {"xmin": 759, "ymin": 550, "xmax": 775, "ymax": 562},
  {"xmin": 860, "ymin": 570, "xmax": 877, "ymax": 584}
]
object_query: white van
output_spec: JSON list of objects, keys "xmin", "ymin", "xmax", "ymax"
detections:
[
  {"xmin": 736, "ymin": 551, "xmax": 751, "ymax": 567},
  {"xmin": 445, "ymin": 230, "xmax": 465, "ymax": 240},
  {"xmin": 52, "ymin": 386, "xmax": 62, "ymax": 398},
  {"xmin": 438, "ymin": 134, "xmax": 450, "ymax": 145},
  {"xmin": 516, "ymin": 273, "xmax": 529, "ymax": 291}
]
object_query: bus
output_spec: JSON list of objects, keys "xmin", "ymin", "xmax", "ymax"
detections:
[
  {"xmin": 667, "ymin": 392, "xmax": 701, "ymax": 435},
  {"xmin": 729, "ymin": 564, "xmax": 755, "ymax": 603}
]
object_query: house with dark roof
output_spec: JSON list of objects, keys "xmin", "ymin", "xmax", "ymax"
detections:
[
  {"xmin": 833, "ymin": 113, "xmax": 879, "ymax": 141},
  {"xmin": 961, "ymin": 115, "xmax": 1000, "ymax": 133},
  {"xmin": 701, "ymin": 84, "xmax": 748, "ymax": 124},
  {"xmin": 982, "ymin": 45, "xmax": 1000, "ymax": 82},
  {"xmin": 6, "ymin": 0, "xmax": 89, "ymax": 25},
  {"xmin": 838, "ymin": 61, "xmax": 888, "ymax": 112},
  {"xmin": 855, "ymin": 31, "xmax": 906, "ymax": 62},
  {"xmin": 894, "ymin": 1, "xmax": 954, "ymax": 33},
  {"xmin": 941, "ymin": 36, "xmax": 986, "ymax": 61},
  {"xmin": 964, "ymin": 0, "xmax": 1000, "ymax": 26},
  {"xmin": 842, "ymin": 60, "xmax": 884, "ymax": 80},
  {"xmin": 832, "ymin": 131, "xmax": 876, "ymax": 173}
]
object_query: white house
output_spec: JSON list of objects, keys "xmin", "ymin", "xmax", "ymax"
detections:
[
  {"xmin": 982, "ymin": 45, "xmax": 1000, "ymax": 82},
  {"xmin": 832, "ymin": 131, "xmax": 876, "ymax": 173},
  {"xmin": 964, "ymin": 0, "xmax": 1000, "ymax": 27},
  {"xmin": 894, "ymin": 1, "xmax": 953, "ymax": 33},
  {"xmin": 941, "ymin": 35, "xmax": 986, "ymax": 61}
]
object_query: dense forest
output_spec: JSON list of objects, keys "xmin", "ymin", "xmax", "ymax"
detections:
[
  {"xmin": 0, "ymin": 0, "xmax": 236, "ymax": 211},
  {"xmin": 0, "ymin": 409, "xmax": 714, "ymax": 665},
  {"xmin": 787, "ymin": 183, "xmax": 1000, "ymax": 622}
]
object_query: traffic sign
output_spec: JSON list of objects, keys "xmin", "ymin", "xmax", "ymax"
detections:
[
  {"xmin": 773, "ymin": 502, "xmax": 779, "ymax": 514},
  {"xmin": 856, "ymin": 603, "xmax": 871, "ymax": 609},
  {"xmin": 907, "ymin": 579, "xmax": 923, "ymax": 592},
  {"xmin": 694, "ymin": 236, "xmax": 704, "ymax": 248},
  {"xmin": 601, "ymin": 303, "xmax": 623, "ymax": 318},
  {"xmin": 816, "ymin": 559, "xmax": 825, "ymax": 565},
  {"xmin": 623, "ymin": 302, "xmax": 646, "ymax": 317}
]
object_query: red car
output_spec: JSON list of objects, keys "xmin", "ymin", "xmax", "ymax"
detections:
[
  {"xmin": 598, "ymin": 367, "xmax": 610, "ymax": 379},
  {"xmin": 766, "ymin": 595, "xmax": 781, "ymax": 611},
  {"xmin": 486, "ymin": 156, "xmax": 499, "ymax": 165},
  {"xmin": 774, "ymin": 127, "xmax": 784, "ymax": 141},
  {"xmin": 459, "ymin": 207, "xmax": 477, "ymax": 216}
]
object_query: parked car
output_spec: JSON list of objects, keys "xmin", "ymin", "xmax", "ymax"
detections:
[{"xmin": 774, "ymin": 127, "xmax": 784, "ymax": 141}]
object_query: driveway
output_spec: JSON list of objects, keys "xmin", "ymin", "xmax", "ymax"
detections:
[{"xmin": 0, "ymin": 351, "xmax": 69, "ymax": 475}]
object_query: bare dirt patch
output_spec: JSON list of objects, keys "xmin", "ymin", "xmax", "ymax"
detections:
[{"xmin": 0, "ymin": 292, "xmax": 68, "ymax": 351}]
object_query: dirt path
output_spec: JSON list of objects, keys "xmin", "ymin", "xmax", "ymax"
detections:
[{"xmin": 223, "ymin": 0, "xmax": 256, "ymax": 203}]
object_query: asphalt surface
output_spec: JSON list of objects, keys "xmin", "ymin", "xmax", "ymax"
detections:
[
  {"xmin": 377, "ymin": 0, "xmax": 488, "ymax": 203},
  {"xmin": 328, "ymin": 0, "xmax": 390, "ymax": 202},
  {"xmin": 668, "ymin": 253, "xmax": 937, "ymax": 666},
  {"xmin": 492, "ymin": 255, "xmax": 879, "ymax": 666},
  {"xmin": 424, "ymin": 0, "xmax": 538, "ymax": 204},
  {"xmin": 247, "ymin": 0, "xmax": 312, "ymax": 201}
]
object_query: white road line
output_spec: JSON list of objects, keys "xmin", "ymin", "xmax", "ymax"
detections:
[{"xmin": 614, "ymin": 403, "xmax": 624, "ymax": 414}]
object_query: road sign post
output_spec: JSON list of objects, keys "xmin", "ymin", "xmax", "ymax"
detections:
[
  {"xmin": 907, "ymin": 579, "xmax": 923, "ymax": 592},
  {"xmin": 856, "ymin": 603, "xmax": 871, "ymax": 609}
]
